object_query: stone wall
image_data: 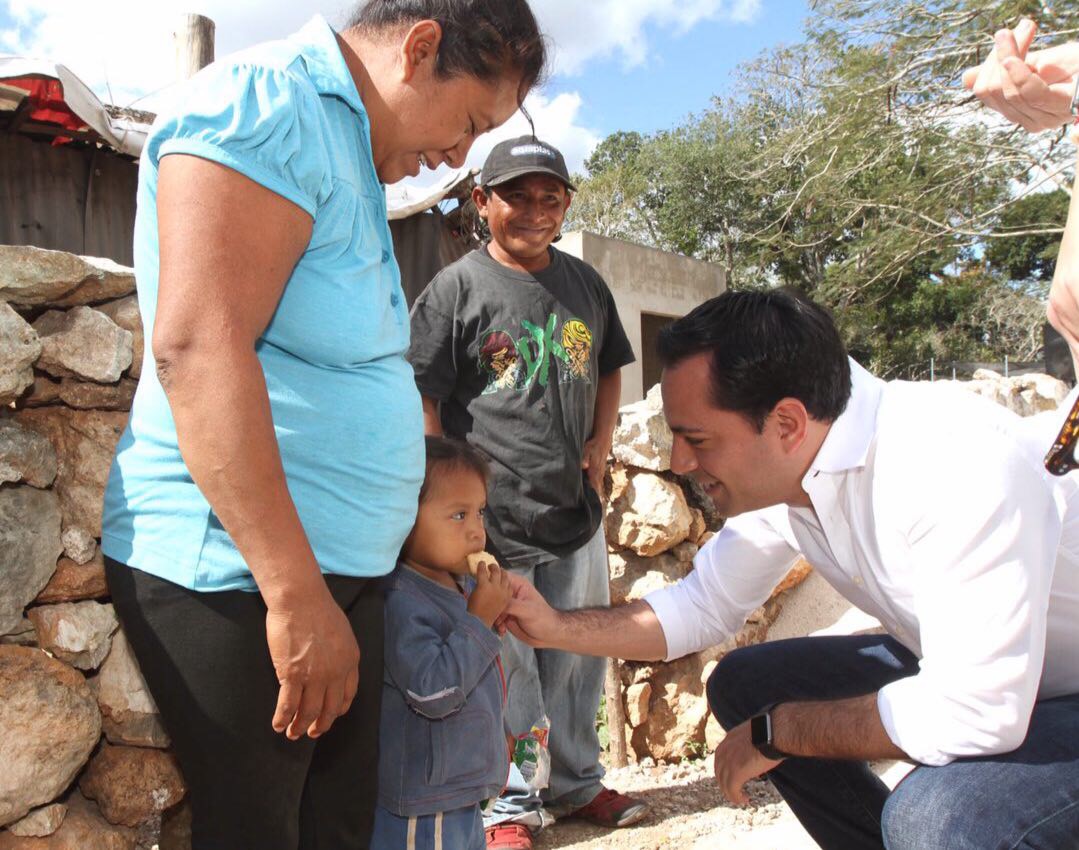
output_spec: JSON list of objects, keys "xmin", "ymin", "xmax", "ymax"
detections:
[
  {"xmin": 603, "ymin": 386, "xmax": 812, "ymax": 762},
  {"xmin": 0, "ymin": 245, "xmax": 184, "ymax": 850}
]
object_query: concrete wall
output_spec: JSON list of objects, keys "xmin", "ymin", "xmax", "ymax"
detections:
[{"xmin": 560, "ymin": 231, "xmax": 726, "ymax": 405}]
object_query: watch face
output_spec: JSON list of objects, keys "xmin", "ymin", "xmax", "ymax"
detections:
[{"xmin": 751, "ymin": 711, "xmax": 785, "ymax": 760}]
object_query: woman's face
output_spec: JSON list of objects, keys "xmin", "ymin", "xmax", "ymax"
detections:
[{"xmin": 369, "ymin": 23, "xmax": 524, "ymax": 183}]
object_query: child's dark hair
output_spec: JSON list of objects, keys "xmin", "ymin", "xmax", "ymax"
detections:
[{"xmin": 420, "ymin": 436, "xmax": 490, "ymax": 502}]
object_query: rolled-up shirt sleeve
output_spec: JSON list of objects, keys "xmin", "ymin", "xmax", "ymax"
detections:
[
  {"xmin": 646, "ymin": 504, "xmax": 802, "ymax": 661},
  {"xmin": 877, "ymin": 440, "xmax": 1060, "ymax": 766}
]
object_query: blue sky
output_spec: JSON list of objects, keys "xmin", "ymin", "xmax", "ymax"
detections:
[
  {"xmin": 546, "ymin": 0, "xmax": 809, "ymax": 138},
  {"xmin": 0, "ymin": 0, "xmax": 810, "ymax": 176}
]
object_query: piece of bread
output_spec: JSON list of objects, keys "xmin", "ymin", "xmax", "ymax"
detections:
[{"xmin": 466, "ymin": 551, "xmax": 497, "ymax": 576}]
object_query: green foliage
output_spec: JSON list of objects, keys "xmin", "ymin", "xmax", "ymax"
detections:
[
  {"xmin": 986, "ymin": 190, "xmax": 1069, "ymax": 282},
  {"xmin": 570, "ymin": 0, "xmax": 1077, "ymax": 374}
]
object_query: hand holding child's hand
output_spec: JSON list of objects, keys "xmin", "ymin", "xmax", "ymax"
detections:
[{"xmin": 467, "ymin": 559, "xmax": 513, "ymax": 628}]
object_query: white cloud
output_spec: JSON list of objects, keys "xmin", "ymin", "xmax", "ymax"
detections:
[
  {"xmin": 1, "ymin": 0, "xmax": 761, "ymax": 104},
  {"xmin": 533, "ymin": 0, "xmax": 761, "ymax": 75}
]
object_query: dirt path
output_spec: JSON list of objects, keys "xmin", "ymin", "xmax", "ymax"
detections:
[{"xmin": 533, "ymin": 761, "xmax": 818, "ymax": 850}]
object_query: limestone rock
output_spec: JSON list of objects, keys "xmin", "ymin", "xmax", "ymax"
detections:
[
  {"xmin": 32, "ymin": 308, "xmax": 133, "ymax": 384},
  {"xmin": 92, "ymin": 630, "xmax": 169, "ymax": 749},
  {"xmin": 688, "ymin": 508, "xmax": 706, "ymax": 545},
  {"xmin": 61, "ymin": 527, "xmax": 96, "ymax": 565},
  {"xmin": 28, "ymin": 601, "xmax": 118, "ymax": 671},
  {"xmin": 57, "ymin": 379, "xmax": 137, "ymax": 411},
  {"xmin": 625, "ymin": 597, "xmax": 784, "ymax": 761},
  {"xmin": 0, "ymin": 246, "xmax": 135, "ymax": 308},
  {"xmin": 607, "ymin": 472, "xmax": 692, "ymax": 557},
  {"xmin": 0, "ymin": 303, "xmax": 40, "ymax": 405},
  {"xmin": 0, "ymin": 419, "xmax": 57, "ymax": 488},
  {"xmin": 607, "ymin": 463, "xmax": 631, "ymax": 505},
  {"xmin": 958, "ymin": 370, "xmax": 1070, "ymax": 417},
  {"xmin": 0, "ymin": 795, "xmax": 136, "ymax": 850},
  {"xmin": 8, "ymin": 805, "xmax": 66, "ymax": 838},
  {"xmin": 15, "ymin": 408, "xmax": 128, "ymax": 536},
  {"xmin": 35, "ymin": 552, "xmax": 107, "ymax": 605},
  {"xmin": 78, "ymin": 744, "xmax": 186, "ymax": 829},
  {"xmin": 17, "ymin": 377, "xmax": 61, "ymax": 408},
  {"xmin": 628, "ymin": 651, "xmax": 719, "ymax": 762},
  {"xmin": 612, "ymin": 385, "xmax": 672, "ymax": 472},
  {"xmin": 771, "ymin": 557, "xmax": 813, "ymax": 598},
  {"xmin": 672, "ymin": 541, "xmax": 698, "ymax": 564},
  {"xmin": 0, "ymin": 646, "xmax": 102, "ymax": 827},
  {"xmin": 0, "ymin": 487, "xmax": 62, "ymax": 634},
  {"xmin": 0, "ymin": 618, "xmax": 36, "ymax": 647},
  {"xmin": 625, "ymin": 682, "xmax": 652, "ymax": 728},
  {"xmin": 95, "ymin": 297, "xmax": 143, "ymax": 380},
  {"xmin": 608, "ymin": 550, "xmax": 688, "ymax": 606}
]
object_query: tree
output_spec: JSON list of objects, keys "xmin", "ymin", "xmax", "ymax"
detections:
[{"xmin": 571, "ymin": 0, "xmax": 1077, "ymax": 375}]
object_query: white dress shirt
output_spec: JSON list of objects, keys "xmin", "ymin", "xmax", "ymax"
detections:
[{"xmin": 646, "ymin": 361, "xmax": 1079, "ymax": 766}]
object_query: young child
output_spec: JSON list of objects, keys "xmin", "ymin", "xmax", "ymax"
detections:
[{"xmin": 372, "ymin": 436, "xmax": 513, "ymax": 850}]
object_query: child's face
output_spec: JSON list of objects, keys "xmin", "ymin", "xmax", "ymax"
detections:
[{"xmin": 403, "ymin": 467, "xmax": 487, "ymax": 575}]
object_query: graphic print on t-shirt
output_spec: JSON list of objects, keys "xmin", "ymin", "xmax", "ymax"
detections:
[{"xmin": 479, "ymin": 313, "xmax": 594, "ymax": 395}]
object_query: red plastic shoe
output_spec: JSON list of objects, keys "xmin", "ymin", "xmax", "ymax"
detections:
[
  {"xmin": 485, "ymin": 823, "xmax": 533, "ymax": 850},
  {"xmin": 567, "ymin": 787, "xmax": 649, "ymax": 828}
]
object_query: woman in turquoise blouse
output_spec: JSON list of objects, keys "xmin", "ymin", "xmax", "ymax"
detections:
[{"xmin": 100, "ymin": 2, "xmax": 545, "ymax": 847}]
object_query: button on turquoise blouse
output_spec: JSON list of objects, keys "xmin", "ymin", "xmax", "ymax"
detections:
[{"xmin": 103, "ymin": 16, "xmax": 424, "ymax": 591}]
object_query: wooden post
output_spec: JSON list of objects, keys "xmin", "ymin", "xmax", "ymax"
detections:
[
  {"xmin": 605, "ymin": 657, "xmax": 628, "ymax": 768},
  {"xmin": 174, "ymin": 14, "xmax": 215, "ymax": 80}
]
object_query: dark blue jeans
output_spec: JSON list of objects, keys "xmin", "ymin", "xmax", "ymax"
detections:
[{"xmin": 707, "ymin": 635, "xmax": 1079, "ymax": 850}]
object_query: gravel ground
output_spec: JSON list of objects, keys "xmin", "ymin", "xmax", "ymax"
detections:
[{"xmin": 533, "ymin": 759, "xmax": 819, "ymax": 850}]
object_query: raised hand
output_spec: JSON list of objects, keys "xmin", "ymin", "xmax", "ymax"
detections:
[
  {"xmin": 962, "ymin": 19, "xmax": 1079, "ymax": 133},
  {"xmin": 467, "ymin": 560, "xmax": 513, "ymax": 628}
]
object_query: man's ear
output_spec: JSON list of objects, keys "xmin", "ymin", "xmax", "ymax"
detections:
[
  {"xmin": 472, "ymin": 185, "xmax": 490, "ymax": 219},
  {"xmin": 772, "ymin": 398, "xmax": 809, "ymax": 455},
  {"xmin": 399, "ymin": 19, "xmax": 443, "ymax": 82}
]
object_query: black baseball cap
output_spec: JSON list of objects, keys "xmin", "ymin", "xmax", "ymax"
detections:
[{"xmin": 479, "ymin": 135, "xmax": 576, "ymax": 192}]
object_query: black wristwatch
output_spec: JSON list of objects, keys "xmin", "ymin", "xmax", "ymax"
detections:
[{"xmin": 750, "ymin": 707, "xmax": 789, "ymax": 760}]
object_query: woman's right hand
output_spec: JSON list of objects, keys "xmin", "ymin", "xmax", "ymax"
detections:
[{"xmin": 266, "ymin": 590, "xmax": 361, "ymax": 740}]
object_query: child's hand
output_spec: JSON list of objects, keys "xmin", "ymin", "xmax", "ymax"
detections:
[{"xmin": 467, "ymin": 560, "xmax": 513, "ymax": 628}]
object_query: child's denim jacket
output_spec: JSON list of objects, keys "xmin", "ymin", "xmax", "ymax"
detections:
[{"xmin": 377, "ymin": 564, "xmax": 509, "ymax": 816}]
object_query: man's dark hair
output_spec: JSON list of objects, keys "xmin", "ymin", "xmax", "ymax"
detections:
[
  {"xmin": 420, "ymin": 436, "xmax": 490, "ymax": 503},
  {"xmin": 348, "ymin": 0, "xmax": 548, "ymax": 100},
  {"xmin": 657, "ymin": 289, "xmax": 852, "ymax": 432}
]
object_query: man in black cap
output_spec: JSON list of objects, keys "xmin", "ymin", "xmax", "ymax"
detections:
[{"xmin": 408, "ymin": 136, "xmax": 646, "ymax": 849}]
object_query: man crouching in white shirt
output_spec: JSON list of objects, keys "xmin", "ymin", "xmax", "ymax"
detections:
[{"xmin": 502, "ymin": 286, "xmax": 1079, "ymax": 849}]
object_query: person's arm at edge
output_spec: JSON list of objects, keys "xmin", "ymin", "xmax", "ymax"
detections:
[
  {"xmin": 712, "ymin": 695, "xmax": 906, "ymax": 805},
  {"xmin": 1048, "ymin": 147, "xmax": 1079, "ymax": 366},
  {"xmin": 504, "ymin": 572, "xmax": 668, "ymax": 661},
  {"xmin": 153, "ymin": 155, "xmax": 359, "ymax": 741},
  {"xmin": 583, "ymin": 369, "xmax": 621, "ymax": 498},
  {"xmin": 421, "ymin": 395, "xmax": 444, "ymax": 436}
]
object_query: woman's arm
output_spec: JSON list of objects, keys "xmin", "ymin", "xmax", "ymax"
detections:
[{"xmin": 153, "ymin": 154, "xmax": 360, "ymax": 741}]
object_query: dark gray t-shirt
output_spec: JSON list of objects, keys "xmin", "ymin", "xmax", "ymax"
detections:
[{"xmin": 408, "ymin": 246, "xmax": 636, "ymax": 567}]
